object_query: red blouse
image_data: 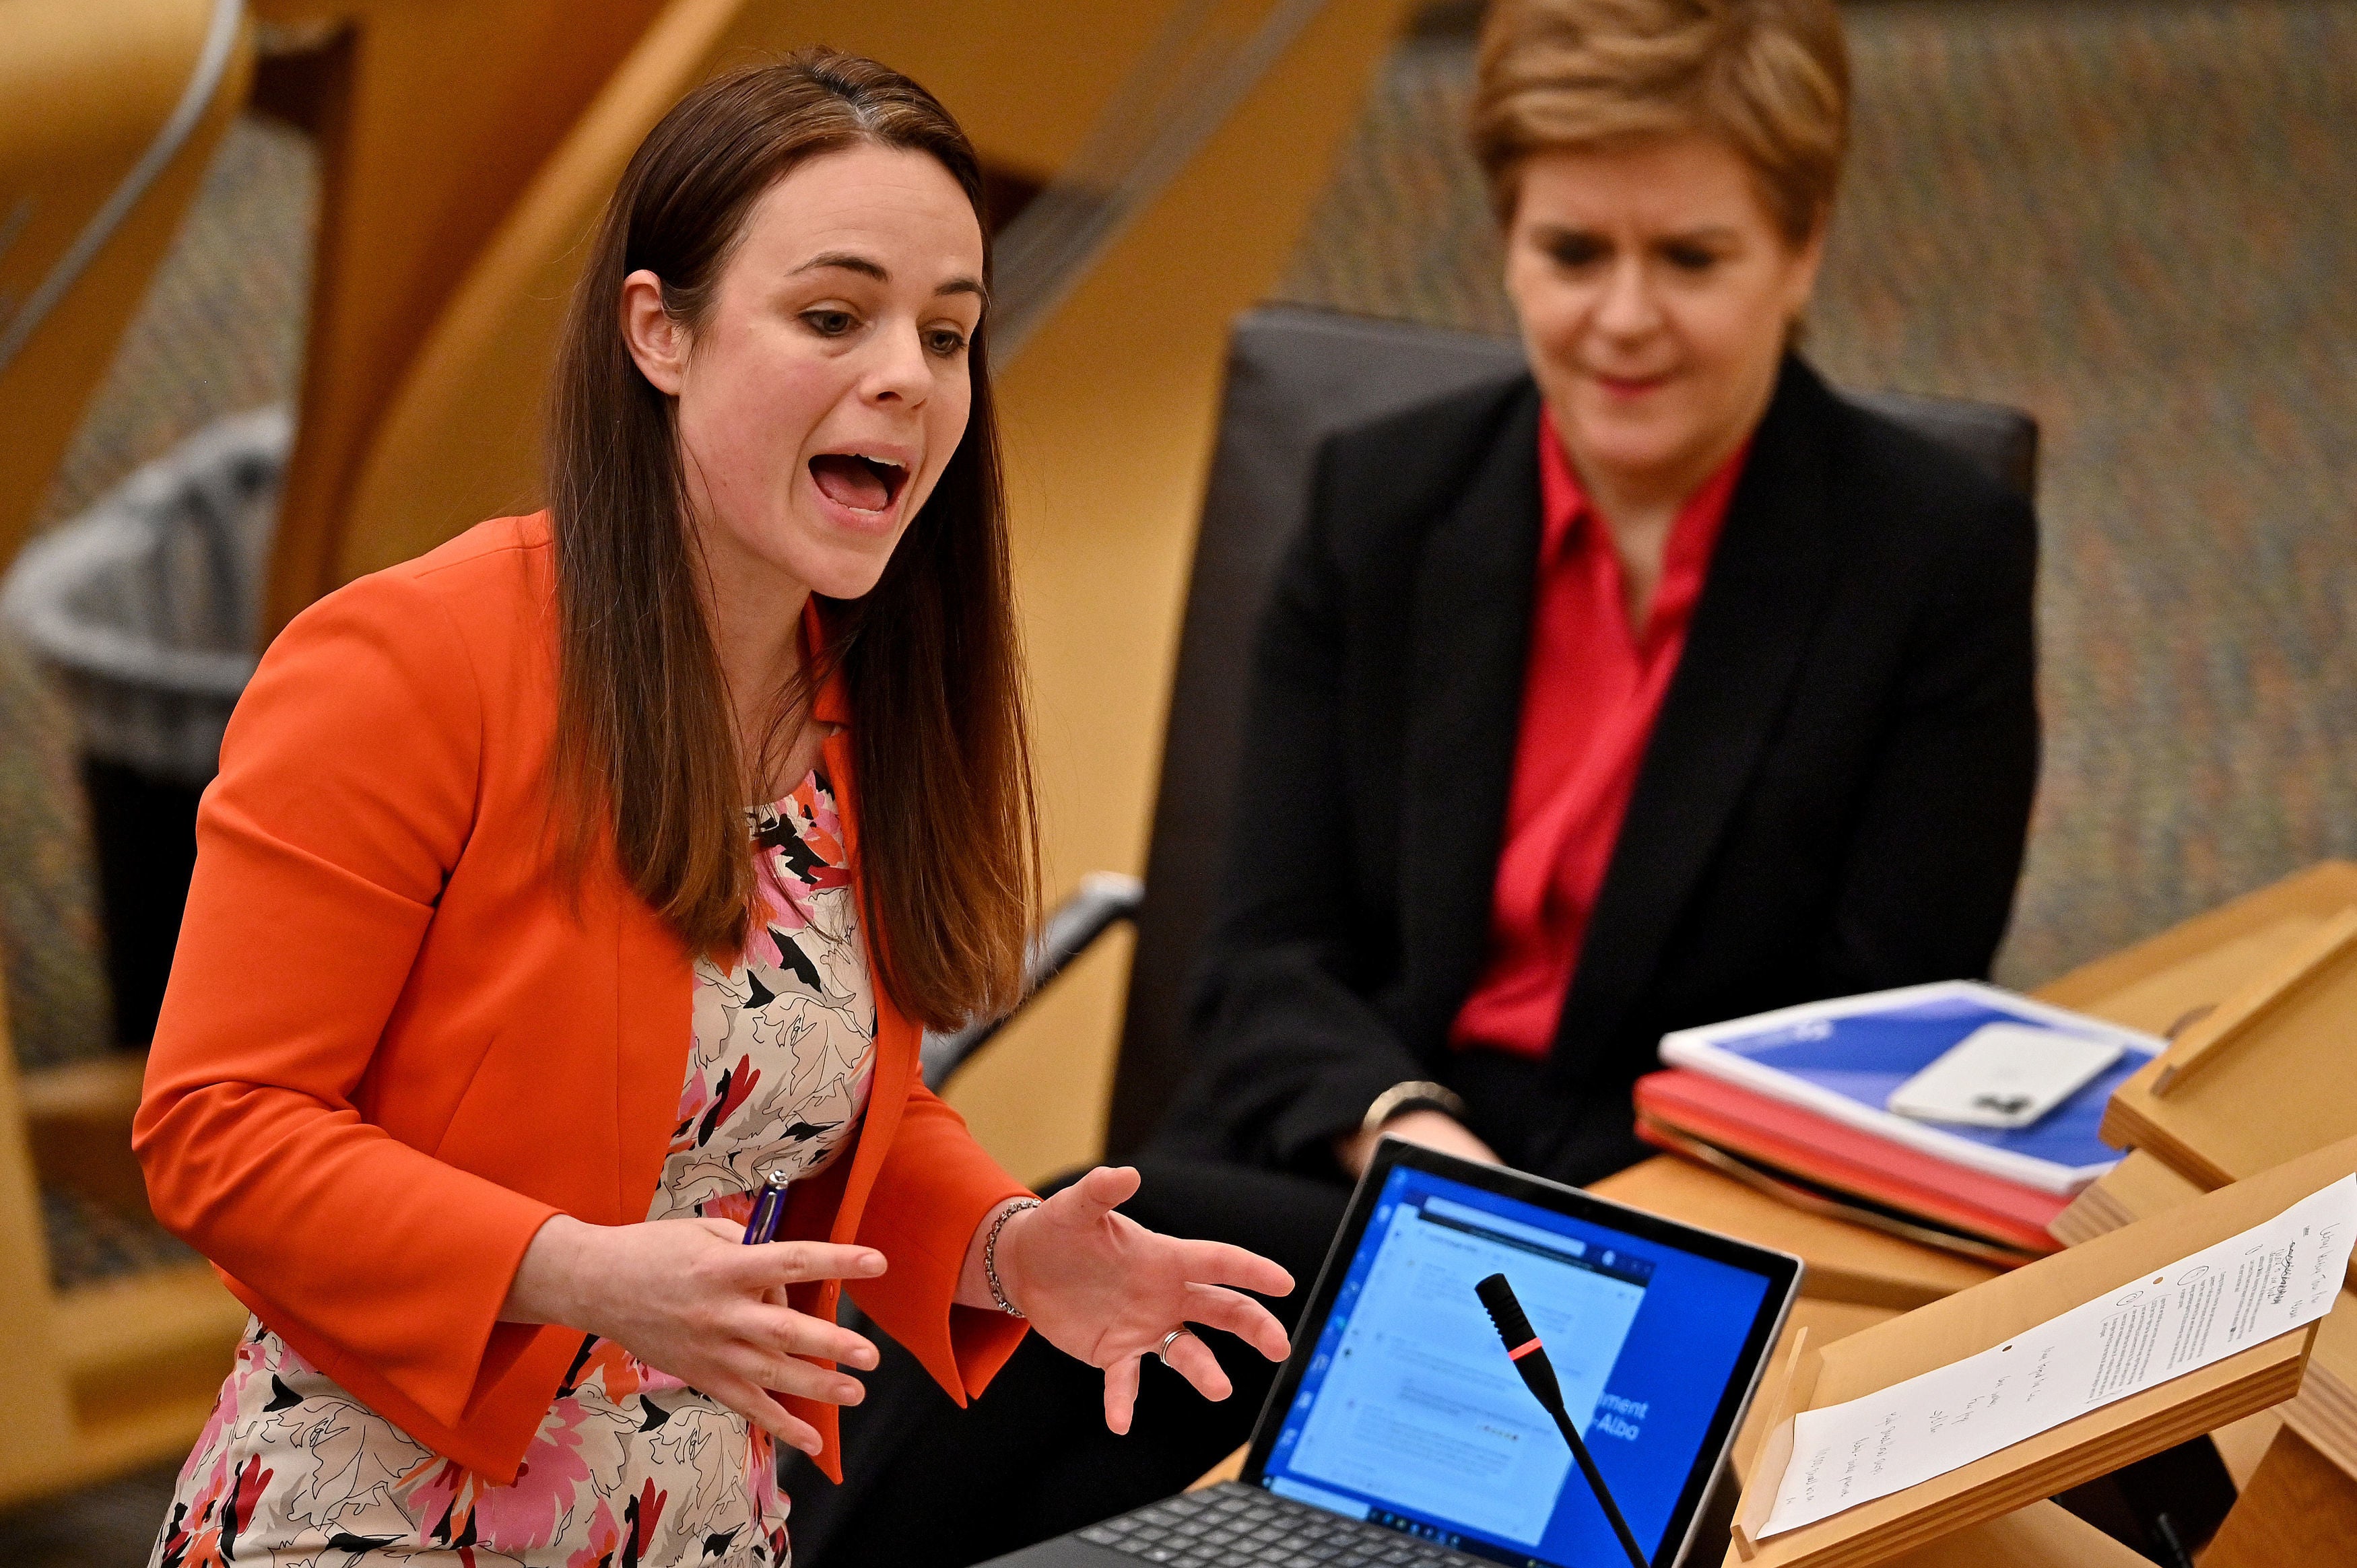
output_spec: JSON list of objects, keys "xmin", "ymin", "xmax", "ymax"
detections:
[{"xmin": 1448, "ymin": 413, "xmax": 1748, "ymax": 1059}]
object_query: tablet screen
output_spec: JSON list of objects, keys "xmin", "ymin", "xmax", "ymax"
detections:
[{"xmin": 1247, "ymin": 1147, "xmax": 1797, "ymax": 1567}]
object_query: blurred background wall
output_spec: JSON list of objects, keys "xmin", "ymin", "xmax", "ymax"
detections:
[
  {"xmin": 22, "ymin": 0, "xmax": 2356, "ymax": 1175},
  {"xmin": 1271, "ymin": 0, "xmax": 2357, "ymax": 996}
]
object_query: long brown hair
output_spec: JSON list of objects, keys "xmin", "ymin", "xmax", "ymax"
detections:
[{"xmin": 547, "ymin": 50, "xmax": 1038, "ymax": 1031}]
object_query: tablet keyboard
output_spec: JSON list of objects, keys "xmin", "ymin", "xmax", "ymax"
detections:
[{"xmin": 1075, "ymin": 1483, "xmax": 1488, "ymax": 1568}]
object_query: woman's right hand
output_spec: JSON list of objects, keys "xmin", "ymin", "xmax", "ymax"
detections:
[
  {"xmin": 1333, "ymin": 1109, "xmax": 1502, "ymax": 1180},
  {"xmin": 500, "ymin": 1214, "xmax": 884, "ymax": 1456}
]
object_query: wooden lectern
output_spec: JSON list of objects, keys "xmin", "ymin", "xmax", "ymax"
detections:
[
  {"xmin": 2024, "ymin": 861, "xmax": 2357, "ymax": 1565},
  {"xmin": 2101, "ymin": 897, "xmax": 2357, "ymax": 1191},
  {"xmin": 2059, "ymin": 1147, "xmax": 2357, "ymax": 1566},
  {"xmin": 1711, "ymin": 864, "xmax": 2357, "ymax": 1565},
  {"xmin": 1719, "ymin": 1138, "xmax": 2349, "ymax": 1567},
  {"xmin": 2053, "ymin": 881, "xmax": 2357, "ymax": 1565}
]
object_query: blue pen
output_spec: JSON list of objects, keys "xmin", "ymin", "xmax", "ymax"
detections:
[{"xmin": 742, "ymin": 1168, "xmax": 792, "ymax": 1245}]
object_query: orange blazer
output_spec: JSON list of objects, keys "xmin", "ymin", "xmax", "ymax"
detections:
[{"xmin": 134, "ymin": 512, "xmax": 1030, "ymax": 1484}]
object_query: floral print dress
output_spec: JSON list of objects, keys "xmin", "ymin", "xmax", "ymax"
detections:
[{"xmin": 154, "ymin": 772, "xmax": 874, "ymax": 1568}]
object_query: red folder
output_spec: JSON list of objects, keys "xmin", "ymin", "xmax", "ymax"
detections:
[{"xmin": 1632, "ymin": 1068, "xmax": 2070, "ymax": 1254}]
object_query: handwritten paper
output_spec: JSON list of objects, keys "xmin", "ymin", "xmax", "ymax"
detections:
[{"xmin": 1760, "ymin": 1175, "xmax": 2357, "ymax": 1538}]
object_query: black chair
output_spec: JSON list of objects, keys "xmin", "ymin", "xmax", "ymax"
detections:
[{"xmin": 924, "ymin": 304, "xmax": 2039, "ymax": 1164}]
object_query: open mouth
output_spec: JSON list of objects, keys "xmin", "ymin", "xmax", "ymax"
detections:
[{"xmin": 809, "ymin": 452, "xmax": 908, "ymax": 514}]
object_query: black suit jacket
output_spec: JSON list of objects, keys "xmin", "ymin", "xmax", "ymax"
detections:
[{"xmin": 1156, "ymin": 355, "xmax": 2040, "ymax": 1187}]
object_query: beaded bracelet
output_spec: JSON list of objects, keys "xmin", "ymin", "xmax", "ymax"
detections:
[
  {"xmin": 1360, "ymin": 1079, "xmax": 1469, "ymax": 1134},
  {"xmin": 984, "ymin": 1197, "xmax": 1042, "ymax": 1317}
]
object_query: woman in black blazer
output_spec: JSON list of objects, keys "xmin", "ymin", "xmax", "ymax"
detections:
[
  {"xmin": 1157, "ymin": 349, "xmax": 2038, "ymax": 1191},
  {"xmin": 788, "ymin": 1, "xmax": 2036, "ymax": 1560}
]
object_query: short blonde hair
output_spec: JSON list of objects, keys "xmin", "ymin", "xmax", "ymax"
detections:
[{"xmin": 1471, "ymin": 0, "xmax": 1850, "ymax": 244}]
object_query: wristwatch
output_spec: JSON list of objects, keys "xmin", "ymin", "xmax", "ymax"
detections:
[{"xmin": 1360, "ymin": 1079, "xmax": 1469, "ymax": 1135}]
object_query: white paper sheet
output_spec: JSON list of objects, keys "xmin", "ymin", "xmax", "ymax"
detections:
[{"xmin": 1760, "ymin": 1175, "xmax": 2357, "ymax": 1538}]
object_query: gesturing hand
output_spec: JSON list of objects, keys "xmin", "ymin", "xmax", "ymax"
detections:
[
  {"xmin": 502, "ymin": 1214, "xmax": 883, "ymax": 1457},
  {"xmin": 1335, "ymin": 1110, "xmax": 1500, "ymax": 1181},
  {"xmin": 990, "ymin": 1166, "xmax": 1295, "ymax": 1434}
]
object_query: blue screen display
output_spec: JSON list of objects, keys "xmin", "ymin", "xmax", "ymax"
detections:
[{"xmin": 1256, "ymin": 1166, "xmax": 1773, "ymax": 1567}]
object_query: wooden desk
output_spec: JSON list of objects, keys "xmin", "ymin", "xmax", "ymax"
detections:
[
  {"xmin": 1197, "ymin": 868, "xmax": 2357, "ymax": 1550},
  {"xmin": 2203, "ymin": 1427, "xmax": 2357, "ymax": 1568},
  {"xmin": 2032, "ymin": 860, "xmax": 2357, "ymax": 1035},
  {"xmin": 1587, "ymin": 1158, "xmax": 1995, "ymax": 1311}
]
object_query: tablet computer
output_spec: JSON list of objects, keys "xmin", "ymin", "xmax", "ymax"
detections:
[
  {"xmin": 1242, "ymin": 1139, "xmax": 1801, "ymax": 1567},
  {"xmin": 984, "ymin": 1138, "xmax": 1801, "ymax": 1568}
]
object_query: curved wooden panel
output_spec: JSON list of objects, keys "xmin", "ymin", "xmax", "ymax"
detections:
[{"xmin": 251, "ymin": 0, "xmax": 676, "ymax": 634}]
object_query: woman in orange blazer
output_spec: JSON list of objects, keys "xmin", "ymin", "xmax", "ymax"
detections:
[{"xmin": 133, "ymin": 52, "xmax": 1290, "ymax": 1567}]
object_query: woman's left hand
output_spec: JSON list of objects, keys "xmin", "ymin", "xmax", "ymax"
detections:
[{"xmin": 989, "ymin": 1165, "xmax": 1295, "ymax": 1433}]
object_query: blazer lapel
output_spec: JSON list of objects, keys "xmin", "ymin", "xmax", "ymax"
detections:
[
  {"xmin": 1549, "ymin": 357, "xmax": 1838, "ymax": 1085},
  {"xmin": 1398, "ymin": 382, "xmax": 1546, "ymax": 1053},
  {"xmin": 613, "ymin": 879, "xmax": 696, "ymax": 1220},
  {"xmin": 815, "ymin": 699, "xmax": 912, "ymax": 1246}
]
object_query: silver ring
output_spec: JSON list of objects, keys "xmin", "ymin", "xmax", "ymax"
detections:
[{"xmin": 1156, "ymin": 1326, "xmax": 1197, "ymax": 1363}]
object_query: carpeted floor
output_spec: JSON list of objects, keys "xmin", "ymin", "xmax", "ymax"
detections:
[
  {"xmin": 27, "ymin": 114, "xmax": 315, "ymax": 535},
  {"xmin": 1274, "ymin": 0, "xmax": 2357, "ymax": 988}
]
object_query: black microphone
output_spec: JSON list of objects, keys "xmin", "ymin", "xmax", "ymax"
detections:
[{"xmin": 1476, "ymin": 1272, "xmax": 1649, "ymax": 1568}]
